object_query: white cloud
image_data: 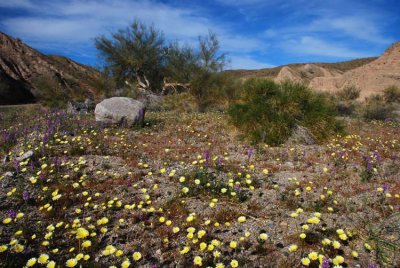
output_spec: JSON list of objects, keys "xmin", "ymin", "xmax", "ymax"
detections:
[
  {"xmin": 284, "ymin": 36, "xmax": 373, "ymax": 58},
  {"xmin": 1, "ymin": 0, "xmax": 394, "ymax": 69},
  {"xmin": 325, "ymin": 17, "xmax": 393, "ymax": 44},
  {"xmin": 219, "ymin": 35, "xmax": 265, "ymax": 52},
  {"xmin": 1, "ymin": 0, "xmax": 212, "ymax": 43},
  {"xmin": 228, "ymin": 55, "xmax": 273, "ymax": 70},
  {"xmin": 2, "ymin": 17, "xmax": 101, "ymax": 42},
  {"xmin": 265, "ymin": 14, "xmax": 393, "ymax": 45},
  {"xmin": 1, "ymin": 0, "xmax": 270, "ymax": 68}
]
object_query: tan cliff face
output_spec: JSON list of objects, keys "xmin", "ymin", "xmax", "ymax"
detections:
[
  {"xmin": 309, "ymin": 42, "xmax": 400, "ymax": 99},
  {"xmin": 0, "ymin": 32, "xmax": 99, "ymax": 104}
]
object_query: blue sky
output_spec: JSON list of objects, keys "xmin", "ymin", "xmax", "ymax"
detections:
[{"xmin": 0, "ymin": 0, "xmax": 399, "ymax": 69}]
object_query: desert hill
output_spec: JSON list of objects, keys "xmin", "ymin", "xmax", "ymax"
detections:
[
  {"xmin": 0, "ymin": 32, "xmax": 100, "ymax": 105},
  {"xmin": 229, "ymin": 42, "xmax": 400, "ymax": 99},
  {"xmin": 310, "ymin": 42, "xmax": 400, "ymax": 98},
  {"xmin": 227, "ymin": 58, "xmax": 377, "ymax": 81}
]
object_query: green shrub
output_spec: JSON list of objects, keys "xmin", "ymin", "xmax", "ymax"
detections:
[
  {"xmin": 32, "ymin": 75, "xmax": 69, "ymax": 108},
  {"xmin": 159, "ymin": 92, "xmax": 198, "ymax": 112},
  {"xmin": 361, "ymin": 94, "xmax": 395, "ymax": 121},
  {"xmin": 335, "ymin": 100, "xmax": 359, "ymax": 116},
  {"xmin": 228, "ymin": 79, "xmax": 342, "ymax": 145},
  {"xmin": 332, "ymin": 85, "xmax": 361, "ymax": 116},
  {"xmin": 189, "ymin": 72, "xmax": 241, "ymax": 112},
  {"xmin": 383, "ymin": 85, "xmax": 400, "ymax": 103},
  {"xmin": 336, "ymin": 85, "xmax": 361, "ymax": 101}
]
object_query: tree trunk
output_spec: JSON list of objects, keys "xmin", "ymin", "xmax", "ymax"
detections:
[
  {"xmin": 136, "ymin": 73, "xmax": 151, "ymax": 93},
  {"xmin": 161, "ymin": 78, "xmax": 190, "ymax": 95}
]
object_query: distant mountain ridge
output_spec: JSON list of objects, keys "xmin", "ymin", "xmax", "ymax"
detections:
[
  {"xmin": 0, "ymin": 32, "xmax": 100, "ymax": 105},
  {"xmin": 227, "ymin": 57, "xmax": 377, "ymax": 81},
  {"xmin": 228, "ymin": 42, "xmax": 400, "ymax": 99}
]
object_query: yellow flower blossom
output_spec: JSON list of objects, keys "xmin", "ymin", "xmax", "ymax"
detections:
[
  {"xmin": 66, "ymin": 258, "xmax": 78, "ymax": 267},
  {"xmin": 76, "ymin": 227, "xmax": 89, "ymax": 239},
  {"xmin": 27, "ymin": 258, "xmax": 37, "ymax": 267},
  {"xmin": 47, "ymin": 261, "xmax": 56, "ymax": 268},
  {"xmin": 38, "ymin": 254, "xmax": 50, "ymax": 264},
  {"xmin": 288, "ymin": 244, "xmax": 298, "ymax": 252},
  {"xmin": 132, "ymin": 251, "xmax": 142, "ymax": 261},
  {"xmin": 194, "ymin": 256, "xmax": 202, "ymax": 266},
  {"xmin": 301, "ymin": 257, "xmax": 310, "ymax": 266},
  {"xmin": 230, "ymin": 259, "xmax": 239, "ymax": 267}
]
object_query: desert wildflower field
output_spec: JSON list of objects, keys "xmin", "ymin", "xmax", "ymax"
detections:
[{"xmin": 0, "ymin": 105, "xmax": 399, "ymax": 268}]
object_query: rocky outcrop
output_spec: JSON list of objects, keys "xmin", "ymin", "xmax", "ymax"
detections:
[
  {"xmin": 95, "ymin": 97, "xmax": 145, "ymax": 127},
  {"xmin": 310, "ymin": 42, "xmax": 400, "ymax": 99},
  {"xmin": 0, "ymin": 32, "xmax": 100, "ymax": 104}
]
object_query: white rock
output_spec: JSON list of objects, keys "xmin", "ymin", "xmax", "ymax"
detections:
[
  {"xmin": 95, "ymin": 97, "xmax": 145, "ymax": 127},
  {"xmin": 15, "ymin": 150, "xmax": 34, "ymax": 162}
]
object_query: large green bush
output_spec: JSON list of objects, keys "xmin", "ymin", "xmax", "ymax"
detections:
[{"xmin": 228, "ymin": 79, "xmax": 343, "ymax": 145}]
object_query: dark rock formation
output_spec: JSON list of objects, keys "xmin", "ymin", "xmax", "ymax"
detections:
[{"xmin": 0, "ymin": 32, "xmax": 100, "ymax": 105}]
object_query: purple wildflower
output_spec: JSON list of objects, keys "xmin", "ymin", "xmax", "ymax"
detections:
[
  {"xmin": 22, "ymin": 191, "xmax": 30, "ymax": 201},
  {"xmin": 321, "ymin": 258, "xmax": 331, "ymax": 268},
  {"xmin": 7, "ymin": 210, "xmax": 16, "ymax": 219},
  {"xmin": 247, "ymin": 147, "xmax": 253, "ymax": 161},
  {"xmin": 14, "ymin": 161, "xmax": 20, "ymax": 173},
  {"xmin": 217, "ymin": 157, "xmax": 223, "ymax": 166},
  {"xmin": 373, "ymin": 151, "xmax": 382, "ymax": 163},
  {"xmin": 383, "ymin": 183, "xmax": 389, "ymax": 192},
  {"xmin": 204, "ymin": 151, "xmax": 210, "ymax": 167},
  {"xmin": 363, "ymin": 155, "xmax": 373, "ymax": 172}
]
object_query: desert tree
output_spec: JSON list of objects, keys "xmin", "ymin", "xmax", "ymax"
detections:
[
  {"xmin": 95, "ymin": 19, "xmax": 165, "ymax": 93},
  {"xmin": 189, "ymin": 31, "xmax": 228, "ymax": 111},
  {"xmin": 95, "ymin": 20, "xmax": 229, "ymax": 111}
]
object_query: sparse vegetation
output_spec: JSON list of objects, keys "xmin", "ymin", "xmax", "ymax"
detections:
[
  {"xmin": 331, "ymin": 85, "xmax": 362, "ymax": 116},
  {"xmin": 159, "ymin": 92, "xmax": 198, "ymax": 112},
  {"xmin": 336, "ymin": 85, "xmax": 361, "ymax": 101},
  {"xmin": 383, "ymin": 85, "xmax": 400, "ymax": 103},
  {"xmin": 361, "ymin": 94, "xmax": 395, "ymax": 121},
  {"xmin": 32, "ymin": 75, "xmax": 69, "ymax": 108}
]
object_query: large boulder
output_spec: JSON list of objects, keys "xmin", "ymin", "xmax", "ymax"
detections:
[{"xmin": 95, "ymin": 97, "xmax": 145, "ymax": 127}]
